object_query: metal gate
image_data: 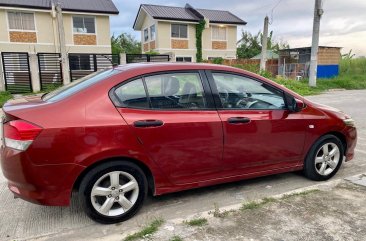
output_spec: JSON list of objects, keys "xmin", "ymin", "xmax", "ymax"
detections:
[
  {"xmin": 1, "ymin": 52, "xmax": 32, "ymax": 93},
  {"xmin": 37, "ymin": 53, "xmax": 63, "ymax": 90},
  {"xmin": 126, "ymin": 54, "xmax": 170, "ymax": 63},
  {"xmin": 69, "ymin": 54, "xmax": 120, "ymax": 81}
]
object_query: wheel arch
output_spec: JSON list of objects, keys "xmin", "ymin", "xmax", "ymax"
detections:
[
  {"xmin": 304, "ymin": 130, "xmax": 347, "ymax": 166},
  {"xmin": 326, "ymin": 131, "xmax": 347, "ymax": 155},
  {"xmin": 73, "ymin": 157, "xmax": 156, "ymax": 195}
]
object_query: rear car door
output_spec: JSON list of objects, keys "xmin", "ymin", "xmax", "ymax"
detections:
[
  {"xmin": 110, "ymin": 71, "xmax": 223, "ymax": 185},
  {"xmin": 206, "ymin": 71, "xmax": 307, "ymax": 176}
]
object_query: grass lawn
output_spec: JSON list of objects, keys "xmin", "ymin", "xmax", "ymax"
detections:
[
  {"xmin": 273, "ymin": 73, "xmax": 366, "ymax": 96},
  {"xmin": 0, "ymin": 91, "xmax": 13, "ymax": 108}
]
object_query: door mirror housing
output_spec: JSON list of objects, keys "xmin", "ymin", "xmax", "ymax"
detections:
[{"xmin": 286, "ymin": 95, "xmax": 305, "ymax": 112}]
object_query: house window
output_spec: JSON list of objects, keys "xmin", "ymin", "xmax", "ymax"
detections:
[
  {"xmin": 150, "ymin": 25, "xmax": 156, "ymax": 41},
  {"xmin": 144, "ymin": 28, "xmax": 149, "ymax": 42},
  {"xmin": 176, "ymin": 57, "xmax": 192, "ymax": 62},
  {"xmin": 8, "ymin": 12, "xmax": 35, "ymax": 31},
  {"xmin": 171, "ymin": 24, "xmax": 187, "ymax": 38},
  {"xmin": 73, "ymin": 16, "xmax": 95, "ymax": 34},
  {"xmin": 212, "ymin": 26, "xmax": 226, "ymax": 41}
]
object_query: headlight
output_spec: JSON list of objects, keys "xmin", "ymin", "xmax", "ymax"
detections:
[{"xmin": 343, "ymin": 118, "xmax": 355, "ymax": 127}]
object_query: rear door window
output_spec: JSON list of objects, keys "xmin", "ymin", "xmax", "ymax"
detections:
[
  {"xmin": 112, "ymin": 72, "xmax": 208, "ymax": 110},
  {"xmin": 144, "ymin": 73, "xmax": 207, "ymax": 109}
]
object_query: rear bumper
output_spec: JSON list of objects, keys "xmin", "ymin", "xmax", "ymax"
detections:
[
  {"xmin": 0, "ymin": 146, "xmax": 84, "ymax": 206},
  {"xmin": 343, "ymin": 126, "xmax": 357, "ymax": 162}
]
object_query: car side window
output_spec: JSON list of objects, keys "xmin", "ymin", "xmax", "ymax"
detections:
[
  {"xmin": 114, "ymin": 78, "xmax": 149, "ymax": 108},
  {"xmin": 212, "ymin": 73, "xmax": 285, "ymax": 110},
  {"xmin": 144, "ymin": 73, "xmax": 207, "ymax": 109}
]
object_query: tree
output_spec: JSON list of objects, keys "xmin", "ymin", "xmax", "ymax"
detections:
[
  {"xmin": 237, "ymin": 30, "xmax": 289, "ymax": 59},
  {"xmin": 341, "ymin": 49, "xmax": 355, "ymax": 60},
  {"xmin": 236, "ymin": 31, "xmax": 262, "ymax": 59},
  {"xmin": 111, "ymin": 33, "xmax": 141, "ymax": 55}
]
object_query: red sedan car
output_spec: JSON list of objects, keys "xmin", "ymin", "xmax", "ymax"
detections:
[{"xmin": 1, "ymin": 63, "xmax": 357, "ymax": 224}]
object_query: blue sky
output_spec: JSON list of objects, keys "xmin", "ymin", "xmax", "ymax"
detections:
[{"xmin": 110, "ymin": 0, "xmax": 366, "ymax": 56}]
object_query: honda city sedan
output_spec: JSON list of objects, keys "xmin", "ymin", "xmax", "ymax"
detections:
[{"xmin": 1, "ymin": 63, "xmax": 357, "ymax": 223}]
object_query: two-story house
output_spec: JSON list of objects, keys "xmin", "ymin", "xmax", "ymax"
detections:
[
  {"xmin": 0, "ymin": 0, "xmax": 118, "ymax": 92},
  {"xmin": 133, "ymin": 3, "xmax": 246, "ymax": 62},
  {"xmin": 0, "ymin": 0, "xmax": 118, "ymax": 54}
]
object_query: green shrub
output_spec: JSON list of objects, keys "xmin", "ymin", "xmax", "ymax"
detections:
[
  {"xmin": 232, "ymin": 64, "xmax": 260, "ymax": 73},
  {"xmin": 212, "ymin": 57, "xmax": 224, "ymax": 65},
  {"xmin": 340, "ymin": 58, "xmax": 366, "ymax": 75}
]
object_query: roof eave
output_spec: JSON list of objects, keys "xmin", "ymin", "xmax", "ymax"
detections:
[
  {"xmin": 0, "ymin": 3, "xmax": 50, "ymax": 11},
  {"xmin": 62, "ymin": 8, "xmax": 119, "ymax": 15},
  {"xmin": 0, "ymin": 3, "xmax": 119, "ymax": 15},
  {"xmin": 153, "ymin": 17, "xmax": 199, "ymax": 23},
  {"xmin": 210, "ymin": 20, "xmax": 247, "ymax": 25},
  {"xmin": 133, "ymin": 5, "xmax": 144, "ymax": 30}
]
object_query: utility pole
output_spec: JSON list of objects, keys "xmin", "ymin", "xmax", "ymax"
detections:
[
  {"xmin": 309, "ymin": 0, "xmax": 324, "ymax": 87},
  {"xmin": 260, "ymin": 16, "xmax": 269, "ymax": 72},
  {"xmin": 55, "ymin": 3, "xmax": 71, "ymax": 85}
]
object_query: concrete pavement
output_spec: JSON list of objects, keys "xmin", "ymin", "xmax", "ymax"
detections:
[{"xmin": 0, "ymin": 89, "xmax": 365, "ymax": 241}]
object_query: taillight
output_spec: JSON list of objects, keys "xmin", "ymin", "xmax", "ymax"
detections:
[{"xmin": 3, "ymin": 120, "xmax": 42, "ymax": 151}]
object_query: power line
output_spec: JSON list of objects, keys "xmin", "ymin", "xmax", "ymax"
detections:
[
  {"xmin": 269, "ymin": 0, "xmax": 283, "ymax": 25},
  {"xmin": 251, "ymin": 2, "xmax": 278, "ymax": 12}
]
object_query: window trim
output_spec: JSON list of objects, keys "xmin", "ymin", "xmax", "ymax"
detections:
[
  {"xmin": 143, "ymin": 27, "xmax": 149, "ymax": 42},
  {"xmin": 150, "ymin": 24, "xmax": 156, "ymax": 41},
  {"xmin": 205, "ymin": 70, "xmax": 289, "ymax": 111},
  {"xmin": 72, "ymin": 15, "xmax": 96, "ymax": 35},
  {"xmin": 7, "ymin": 11, "xmax": 37, "ymax": 32},
  {"xmin": 109, "ymin": 70, "xmax": 216, "ymax": 111},
  {"xmin": 170, "ymin": 23, "xmax": 188, "ymax": 39}
]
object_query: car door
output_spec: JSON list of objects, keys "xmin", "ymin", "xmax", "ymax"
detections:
[
  {"xmin": 206, "ymin": 71, "xmax": 307, "ymax": 176},
  {"xmin": 111, "ymin": 71, "xmax": 223, "ymax": 185}
]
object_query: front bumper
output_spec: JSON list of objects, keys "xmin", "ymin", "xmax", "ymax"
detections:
[
  {"xmin": 343, "ymin": 126, "xmax": 357, "ymax": 162},
  {"xmin": 0, "ymin": 147, "xmax": 84, "ymax": 206}
]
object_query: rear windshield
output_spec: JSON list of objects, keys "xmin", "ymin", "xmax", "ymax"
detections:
[{"xmin": 43, "ymin": 69, "xmax": 118, "ymax": 102}]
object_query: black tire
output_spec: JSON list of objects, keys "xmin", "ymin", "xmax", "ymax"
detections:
[
  {"xmin": 304, "ymin": 134, "xmax": 344, "ymax": 181},
  {"xmin": 78, "ymin": 161, "xmax": 147, "ymax": 224}
]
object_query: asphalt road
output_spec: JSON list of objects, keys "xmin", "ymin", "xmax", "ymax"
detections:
[{"xmin": 0, "ymin": 90, "xmax": 366, "ymax": 241}]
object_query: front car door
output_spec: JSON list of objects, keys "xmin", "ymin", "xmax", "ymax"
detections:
[
  {"xmin": 111, "ymin": 71, "xmax": 223, "ymax": 185},
  {"xmin": 206, "ymin": 71, "xmax": 307, "ymax": 176}
]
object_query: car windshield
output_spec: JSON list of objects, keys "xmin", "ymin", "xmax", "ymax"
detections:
[{"xmin": 43, "ymin": 69, "xmax": 118, "ymax": 102}]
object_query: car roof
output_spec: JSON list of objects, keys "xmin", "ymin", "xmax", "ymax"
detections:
[{"xmin": 114, "ymin": 62, "xmax": 249, "ymax": 73}]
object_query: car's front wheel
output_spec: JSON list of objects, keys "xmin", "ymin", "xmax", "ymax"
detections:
[
  {"xmin": 304, "ymin": 134, "xmax": 344, "ymax": 181},
  {"xmin": 79, "ymin": 161, "xmax": 147, "ymax": 224}
]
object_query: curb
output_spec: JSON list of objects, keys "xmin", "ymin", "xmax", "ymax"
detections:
[{"xmin": 168, "ymin": 177, "xmax": 345, "ymax": 225}]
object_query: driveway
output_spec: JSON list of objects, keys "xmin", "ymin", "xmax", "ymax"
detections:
[{"xmin": 1, "ymin": 90, "xmax": 366, "ymax": 241}]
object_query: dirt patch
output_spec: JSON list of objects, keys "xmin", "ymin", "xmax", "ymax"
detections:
[{"xmin": 139, "ymin": 181, "xmax": 366, "ymax": 241}]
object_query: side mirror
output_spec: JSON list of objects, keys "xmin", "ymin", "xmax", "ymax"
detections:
[
  {"xmin": 294, "ymin": 99, "xmax": 306, "ymax": 111},
  {"xmin": 286, "ymin": 95, "xmax": 305, "ymax": 112}
]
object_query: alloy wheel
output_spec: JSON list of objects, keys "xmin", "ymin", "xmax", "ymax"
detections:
[
  {"xmin": 90, "ymin": 171, "xmax": 139, "ymax": 216},
  {"xmin": 314, "ymin": 143, "xmax": 340, "ymax": 176}
]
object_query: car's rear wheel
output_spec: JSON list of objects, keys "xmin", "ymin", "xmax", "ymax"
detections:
[
  {"xmin": 79, "ymin": 161, "xmax": 147, "ymax": 224},
  {"xmin": 304, "ymin": 134, "xmax": 344, "ymax": 181}
]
